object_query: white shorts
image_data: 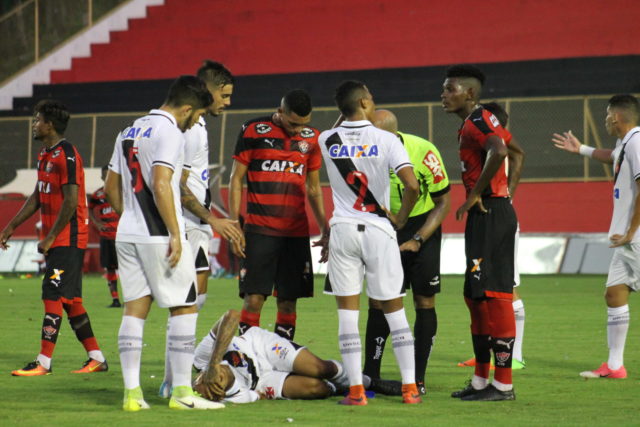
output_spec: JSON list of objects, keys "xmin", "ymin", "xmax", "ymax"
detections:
[
  {"xmin": 606, "ymin": 243, "xmax": 640, "ymax": 291},
  {"xmin": 187, "ymin": 227, "xmax": 212, "ymax": 272},
  {"xmin": 116, "ymin": 241, "xmax": 197, "ymax": 308},
  {"xmin": 325, "ymin": 222, "xmax": 405, "ymax": 301},
  {"xmin": 514, "ymin": 227, "xmax": 521, "ymax": 287}
]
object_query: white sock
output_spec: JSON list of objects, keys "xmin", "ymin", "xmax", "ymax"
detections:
[
  {"xmin": 118, "ymin": 315, "xmax": 145, "ymax": 390},
  {"xmin": 337, "ymin": 309, "xmax": 363, "ymax": 387},
  {"xmin": 197, "ymin": 293, "xmax": 207, "ymax": 310},
  {"xmin": 162, "ymin": 316, "xmax": 171, "ymax": 385},
  {"xmin": 168, "ymin": 313, "xmax": 198, "ymax": 388},
  {"xmin": 384, "ymin": 308, "xmax": 415, "ymax": 385},
  {"xmin": 471, "ymin": 375, "xmax": 489, "ymax": 390},
  {"xmin": 512, "ymin": 299, "xmax": 525, "ymax": 362},
  {"xmin": 88, "ymin": 350, "xmax": 105, "ymax": 363},
  {"xmin": 492, "ymin": 379, "xmax": 513, "ymax": 391},
  {"xmin": 328, "ymin": 359, "xmax": 349, "ymax": 388},
  {"xmin": 36, "ymin": 354, "xmax": 52, "ymax": 370},
  {"xmin": 607, "ymin": 305, "xmax": 629, "ymax": 370}
]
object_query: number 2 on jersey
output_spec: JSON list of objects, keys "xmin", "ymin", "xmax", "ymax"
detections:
[
  {"xmin": 123, "ymin": 139, "xmax": 143, "ymax": 193},
  {"xmin": 347, "ymin": 170, "xmax": 376, "ymax": 212}
]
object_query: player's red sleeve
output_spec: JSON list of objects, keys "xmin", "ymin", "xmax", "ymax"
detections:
[{"xmin": 307, "ymin": 138, "xmax": 322, "ymax": 171}]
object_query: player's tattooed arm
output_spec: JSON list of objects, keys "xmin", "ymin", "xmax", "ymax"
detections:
[{"xmin": 0, "ymin": 184, "xmax": 40, "ymax": 249}]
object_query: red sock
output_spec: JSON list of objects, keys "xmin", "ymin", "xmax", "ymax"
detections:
[
  {"xmin": 465, "ymin": 297, "xmax": 491, "ymax": 380},
  {"xmin": 487, "ymin": 298, "xmax": 516, "ymax": 385},
  {"xmin": 239, "ymin": 309, "xmax": 260, "ymax": 334},
  {"xmin": 275, "ymin": 312, "xmax": 297, "ymax": 339},
  {"xmin": 41, "ymin": 299, "xmax": 64, "ymax": 358}
]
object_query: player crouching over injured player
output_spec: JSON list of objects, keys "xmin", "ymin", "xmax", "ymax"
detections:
[{"xmin": 192, "ymin": 310, "xmax": 401, "ymax": 402}]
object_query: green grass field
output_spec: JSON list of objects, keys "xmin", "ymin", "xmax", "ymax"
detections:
[{"xmin": 1, "ymin": 274, "xmax": 638, "ymax": 426}]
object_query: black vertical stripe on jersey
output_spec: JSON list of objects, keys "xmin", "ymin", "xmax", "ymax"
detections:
[
  {"xmin": 468, "ymin": 108, "xmax": 494, "ymax": 135},
  {"xmin": 122, "ymin": 139, "xmax": 168, "ymax": 236},
  {"xmin": 614, "ymin": 144, "xmax": 626, "ymax": 184},
  {"xmin": 60, "ymin": 140, "xmax": 78, "ymax": 185},
  {"xmin": 60, "ymin": 141, "xmax": 79, "ymax": 244},
  {"xmin": 324, "ymin": 133, "xmax": 387, "ymax": 218}
]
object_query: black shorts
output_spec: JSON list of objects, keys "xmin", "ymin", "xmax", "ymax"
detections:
[
  {"xmin": 239, "ymin": 232, "xmax": 313, "ymax": 300},
  {"xmin": 397, "ymin": 214, "xmax": 441, "ymax": 297},
  {"xmin": 42, "ymin": 246, "xmax": 85, "ymax": 303},
  {"xmin": 464, "ymin": 197, "xmax": 517, "ymax": 300},
  {"xmin": 100, "ymin": 238, "xmax": 118, "ymax": 270}
]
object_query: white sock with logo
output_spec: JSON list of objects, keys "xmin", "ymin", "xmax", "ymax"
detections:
[
  {"xmin": 384, "ymin": 308, "xmax": 416, "ymax": 385},
  {"xmin": 607, "ymin": 305, "xmax": 629, "ymax": 370},
  {"xmin": 118, "ymin": 315, "xmax": 145, "ymax": 390},
  {"xmin": 338, "ymin": 309, "xmax": 363, "ymax": 387},
  {"xmin": 167, "ymin": 313, "xmax": 198, "ymax": 388}
]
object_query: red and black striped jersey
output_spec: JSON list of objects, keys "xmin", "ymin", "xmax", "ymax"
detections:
[
  {"xmin": 458, "ymin": 107, "xmax": 510, "ymax": 198},
  {"xmin": 36, "ymin": 140, "xmax": 88, "ymax": 249},
  {"xmin": 233, "ymin": 116, "xmax": 321, "ymax": 237},
  {"xmin": 88, "ymin": 186, "xmax": 120, "ymax": 239}
]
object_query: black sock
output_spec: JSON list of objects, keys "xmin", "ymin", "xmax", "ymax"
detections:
[
  {"xmin": 414, "ymin": 308, "xmax": 437, "ymax": 384},
  {"xmin": 363, "ymin": 308, "xmax": 389, "ymax": 379},
  {"xmin": 472, "ymin": 334, "xmax": 492, "ymax": 364}
]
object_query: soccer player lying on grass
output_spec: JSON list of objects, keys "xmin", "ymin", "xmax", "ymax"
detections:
[{"xmin": 192, "ymin": 309, "xmax": 401, "ymax": 402}]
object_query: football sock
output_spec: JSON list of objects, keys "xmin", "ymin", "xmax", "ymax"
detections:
[
  {"xmin": 471, "ymin": 374, "xmax": 489, "ymax": 390},
  {"xmin": 384, "ymin": 308, "xmax": 416, "ymax": 385},
  {"xmin": 363, "ymin": 307, "xmax": 389, "ymax": 379},
  {"xmin": 162, "ymin": 316, "xmax": 172, "ymax": 385},
  {"xmin": 488, "ymin": 298, "xmax": 516, "ymax": 388},
  {"xmin": 512, "ymin": 299, "xmax": 525, "ymax": 362},
  {"xmin": 239, "ymin": 309, "xmax": 260, "ymax": 334},
  {"xmin": 338, "ymin": 309, "xmax": 363, "ymax": 387},
  {"xmin": 65, "ymin": 302, "xmax": 105, "ymax": 361},
  {"xmin": 275, "ymin": 311, "xmax": 296, "ymax": 340},
  {"xmin": 465, "ymin": 297, "xmax": 491, "ymax": 380},
  {"xmin": 167, "ymin": 313, "xmax": 198, "ymax": 388},
  {"xmin": 106, "ymin": 270, "xmax": 119, "ymax": 299},
  {"xmin": 414, "ymin": 307, "xmax": 437, "ymax": 384},
  {"xmin": 196, "ymin": 293, "xmax": 207, "ymax": 310},
  {"xmin": 39, "ymin": 299, "xmax": 63, "ymax": 368},
  {"xmin": 607, "ymin": 304, "xmax": 629, "ymax": 370},
  {"xmin": 118, "ymin": 315, "xmax": 145, "ymax": 389}
]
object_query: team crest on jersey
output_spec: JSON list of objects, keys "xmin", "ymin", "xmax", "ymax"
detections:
[
  {"xmin": 255, "ymin": 123, "xmax": 272, "ymax": 134},
  {"xmin": 328, "ymin": 144, "xmax": 379, "ymax": 158},
  {"xmin": 261, "ymin": 160, "xmax": 305, "ymax": 175},
  {"xmin": 422, "ymin": 151, "xmax": 444, "ymax": 183},
  {"xmin": 300, "ymin": 128, "xmax": 315, "ymax": 139},
  {"xmin": 45, "ymin": 162, "xmax": 54, "ymax": 173},
  {"xmin": 297, "ymin": 141, "xmax": 310, "ymax": 154},
  {"xmin": 264, "ymin": 387, "xmax": 276, "ymax": 399}
]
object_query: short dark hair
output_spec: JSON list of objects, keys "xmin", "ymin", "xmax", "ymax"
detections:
[
  {"xmin": 282, "ymin": 89, "xmax": 312, "ymax": 117},
  {"xmin": 165, "ymin": 75, "xmax": 213, "ymax": 109},
  {"xmin": 609, "ymin": 94, "xmax": 639, "ymax": 118},
  {"xmin": 34, "ymin": 99, "xmax": 70, "ymax": 134},
  {"xmin": 334, "ymin": 80, "xmax": 368, "ymax": 117},
  {"xmin": 445, "ymin": 64, "xmax": 486, "ymax": 86},
  {"xmin": 482, "ymin": 102, "xmax": 508, "ymax": 127},
  {"xmin": 197, "ymin": 60, "xmax": 234, "ymax": 87}
]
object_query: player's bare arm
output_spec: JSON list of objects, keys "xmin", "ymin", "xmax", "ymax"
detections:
[
  {"xmin": 228, "ymin": 160, "xmax": 247, "ymax": 258},
  {"xmin": 389, "ymin": 166, "xmax": 419, "ymax": 230},
  {"xmin": 152, "ymin": 165, "xmax": 182, "ymax": 268},
  {"xmin": 400, "ymin": 191, "xmax": 451, "ymax": 253},
  {"xmin": 507, "ymin": 136, "xmax": 525, "ymax": 198},
  {"xmin": 194, "ymin": 309, "xmax": 240, "ymax": 400},
  {"xmin": 104, "ymin": 169, "xmax": 123, "ymax": 215},
  {"xmin": 306, "ymin": 169, "xmax": 329, "ymax": 263},
  {"xmin": 610, "ymin": 179, "xmax": 640, "ymax": 248},
  {"xmin": 552, "ymin": 130, "xmax": 614, "ymax": 164},
  {"xmin": 0, "ymin": 184, "xmax": 40, "ymax": 250},
  {"xmin": 179, "ymin": 169, "xmax": 244, "ymax": 248},
  {"xmin": 39, "ymin": 183, "xmax": 79, "ymax": 254},
  {"xmin": 456, "ymin": 135, "xmax": 507, "ymax": 220}
]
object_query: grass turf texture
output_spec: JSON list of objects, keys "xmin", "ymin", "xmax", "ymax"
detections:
[{"xmin": 1, "ymin": 274, "xmax": 638, "ymax": 426}]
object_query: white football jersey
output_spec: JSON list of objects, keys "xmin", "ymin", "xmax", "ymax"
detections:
[
  {"xmin": 610, "ymin": 126, "xmax": 640, "ymax": 242},
  {"xmin": 183, "ymin": 116, "xmax": 212, "ymax": 232},
  {"xmin": 109, "ymin": 109, "xmax": 185, "ymax": 243},
  {"xmin": 319, "ymin": 120, "xmax": 412, "ymax": 233}
]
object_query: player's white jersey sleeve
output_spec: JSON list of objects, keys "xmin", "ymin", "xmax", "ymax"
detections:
[
  {"xmin": 610, "ymin": 127, "xmax": 640, "ymax": 242},
  {"xmin": 223, "ymin": 379, "xmax": 260, "ymax": 404},
  {"xmin": 319, "ymin": 120, "xmax": 412, "ymax": 232},
  {"xmin": 108, "ymin": 135, "xmax": 123, "ymax": 175},
  {"xmin": 182, "ymin": 117, "xmax": 211, "ymax": 231}
]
